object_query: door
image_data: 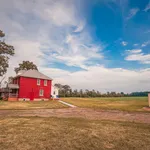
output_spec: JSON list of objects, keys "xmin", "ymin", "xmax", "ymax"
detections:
[{"xmin": 30, "ymin": 91, "xmax": 34, "ymax": 101}]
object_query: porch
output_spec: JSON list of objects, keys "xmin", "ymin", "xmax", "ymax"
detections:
[{"xmin": 2, "ymin": 84, "xmax": 19, "ymax": 101}]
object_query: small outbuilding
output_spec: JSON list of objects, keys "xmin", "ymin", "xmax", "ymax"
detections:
[{"xmin": 51, "ymin": 85, "xmax": 59, "ymax": 99}]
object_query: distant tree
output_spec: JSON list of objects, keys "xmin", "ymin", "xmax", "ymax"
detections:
[
  {"xmin": 14, "ymin": 61, "xmax": 38, "ymax": 74},
  {"xmin": 62, "ymin": 85, "xmax": 71, "ymax": 91},
  {"xmin": 69, "ymin": 89, "xmax": 73, "ymax": 97},
  {"xmin": 129, "ymin": 91, "xmax": 149, "ymax": 97},
  {"xmin": 121, "ymin": 92, "xmax": 124, "ymax": 95},
  {"xmin": 8, "ymin": 76, "xmax": 13, "ymax": 84},
  {"xmin": 62, "ymin": 85, "xmax": 71, "ymax": 97},
  {"xmin": 79, "ymin": 89, "xmax": 83, "ymax": 97},
  {"xmin": 54, "ymin": 84, "xmax": 71, "ymax": 97},
  {"xmin": 96, "ymin": 91, "xmax": 101, "ymax": 97},
  {"xmin": 53, "ymin": 83, "xmax": 150, "ymax": 98},
  {"xmin": 73, "ymin": 89, "xmax": 78, "ymax": 97},
  {"xmin": 54, "ymin": 83, "xmax": 63, "ymax": 90},
  {"xmin": 0, "ymin": 30, "xmax": 15, "ymax": 76},
  {"xmin": 110, "ymin": 92, "xmax": 117, "ymax": 97},
  {"xmin": 92, "ymin": 89, "xmax": 97, "ymax": 97}
]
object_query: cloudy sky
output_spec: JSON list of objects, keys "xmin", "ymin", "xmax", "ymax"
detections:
[{"xmin": 0, "ymin": 0, "xmax": 150, "ymax": 92}]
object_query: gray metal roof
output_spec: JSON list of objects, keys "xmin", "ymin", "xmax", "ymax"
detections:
[
  {"xmin": 8, "ymin": 84, "xmax": 19, "ymax": 89},
  {"xmin": 16, "ymin": 70, "xmax": 52, "ymax": 80}
]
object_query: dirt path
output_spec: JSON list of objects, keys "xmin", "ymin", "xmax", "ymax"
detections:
[{"xmin": 0, "ymin": 108, "xmax": 150, "ymax": 124}]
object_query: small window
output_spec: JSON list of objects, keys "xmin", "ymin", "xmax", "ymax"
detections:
[
  {"xmin": 44, "ymin": 80, "xmax": 47, "ymax": 86},
  {"xmin": 39, "ymin": 89, "xmax": 44, "ymax": 96},
  {"xmin": 37, "ymin": 79, "xmax": 40, "ymax": 85}
]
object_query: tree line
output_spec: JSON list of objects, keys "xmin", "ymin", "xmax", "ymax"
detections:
[{"xmin": 54, "ymin": 84, "xmax": 150, "ymax": 97}]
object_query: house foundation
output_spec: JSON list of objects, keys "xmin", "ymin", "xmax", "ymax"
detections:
[{"xmin": 8, "ymin": 97, "xmax": 18, "ymax": 101}]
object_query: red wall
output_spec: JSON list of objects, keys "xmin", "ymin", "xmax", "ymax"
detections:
[{"xmin": 18, "ymin": 77, "xmax": 52, "ymax": 99}]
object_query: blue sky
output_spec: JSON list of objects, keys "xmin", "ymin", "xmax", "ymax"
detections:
[
  {"xmin": 0, "ymin": 0, "xmax": 150, "ymax": 92},
  {"xmin": 82, "ymin": 0, "xmax": 150, "ymax": 69}
]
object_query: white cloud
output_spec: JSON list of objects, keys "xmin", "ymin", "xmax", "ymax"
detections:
[
  {"xmin": 141, "ymin": 44, "xmax": 146, "ymax": 47},
  {"xmin": 57, "ymin": 34, "xmax": 103, "ymax": 67},
  {"xmin": 0, "ymin": 37, "xmax": 45, "ymax": 85},
  {"xmin": 8, "ymin": 39, "xmax": 44, "ymax": 67},
  {"xmin": 39, "ymin": 2, "xmax": 77, "ymax": 26},
  {"xmin": 125, "ymin": 49, "xmax": 150, "ymax": 64},
  {"xmin": 12, "ymin": 0, "xmax": 80, "ymax": 27},
  {"xmin": 0, "ymin": 0, "xmax": 103, "ymax": 69},
  {"xmin": 144, "ymin": 1, "xmax": 150, "ymax": 12},
  {"xmin": 0, "ymin": 0, "xmax": 103, "ymax": 81},
  {"xmin": 121, "ymin": 41, "xmax": 128, "ymax": 46},
  {"xmin": 2, "ymin": 64, "xmax": 150, "ymax": 92},
  {"xmin": 0, "ymin": 0, "xmax": 150, "ymax": 93},
  {"xmin": 40, "ymin": 66, "xmax": 150, "ymax": 93},
  {"xmin": 141, "ymin": 41, "xmax": 150, "ymax": 47},
  {"xmin": 74, "ymin": 20, "xmax": 86, "ymax": 33},
  {"xmin": 126, "ymin": 8, "xmax": 139, "ymax": 20},
  {"xmin": 133, "ymin": 43, "xmax": 139, "ymax": 46},
  {"xmin": 126, "ymin": 49, "xmax": 142, "ymax": 54}
]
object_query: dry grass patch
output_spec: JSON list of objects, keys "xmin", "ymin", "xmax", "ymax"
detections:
[
  {"xmin": 0, "ymin": 117, "xmax": 150, "ymax": 150},
  {"xmin": 0, "ymin": 101, "xmax": 67, "ymax": 110},
  {"xmin": 62, "ymin": 97, "xmax": 148, "ymax": 112}
]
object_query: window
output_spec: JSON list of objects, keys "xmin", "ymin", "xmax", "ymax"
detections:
[
  {"xmin": 44, "ymin": 80, "xmax": 47, "ymax": 86},
  {"xmin": 39, "ymin": 89, "xmax": 44, "ymax": 96},
  {"xmin": 37, "ymin": 79, "xmax": 40, "ymax": 85}
]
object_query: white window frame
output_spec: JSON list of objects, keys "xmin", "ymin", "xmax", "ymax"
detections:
[
  {"xmin": 37, "ymin": 79, "xmax": 40, "ymax": 85},
  {"xmin": 39, "ymin": 89, "xmax": 44, "ymax": 96},
  {"xmin": 44, "ymin": 80, "xmax": 47, "ymax": 86}
]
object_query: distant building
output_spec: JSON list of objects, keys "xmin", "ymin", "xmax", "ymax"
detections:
[
  {"xmin": 2, "ymin": 70, "xmax": 53, "ymax": 101},
  {"xmin": 51, "ymin": 85, "xmax": 59, "ymax": 99}
]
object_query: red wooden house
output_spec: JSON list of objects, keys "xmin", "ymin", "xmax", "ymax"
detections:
[{"xmin": 6, "ymin": 70, "xmax": 52, "ymax": 101}]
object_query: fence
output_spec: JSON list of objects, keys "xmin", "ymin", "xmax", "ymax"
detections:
[{"xmin": 9, "ymin": 93, "xmax": 18, "ymax": 98}]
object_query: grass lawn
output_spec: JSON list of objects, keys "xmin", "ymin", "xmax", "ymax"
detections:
[
  {"xmin": 62, "ymin": 97, "xmax": 149, "ymax": 112},
  {"xmin": 0, "ymin": 101, "xmax": 67, "ymax": 110},
  {"xmin": 0, "ymin": 117, "xmax": 150, "ymax": 150}
]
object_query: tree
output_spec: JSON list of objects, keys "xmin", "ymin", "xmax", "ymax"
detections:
[
  {"xmin": 79, "ymin": 89, "xmax": 83, "ymax": 97},
  {"xmin": 62, "ymin": 85, "xmax": 71, "ymax": 97},
  {"xmin": 54, "ymin": 83, "xmax": 63, "ymax": 90},
  {"xmin": 69, "ymin": 89, "xmax": 73, "ymax": 97},
  {"xmin": 14, "ymin": 61, "xmax": 38, "ymax": 74},
  {"xmin": 73, "ymin": 89, "xmax": 78, "ymax": 97},
  {"xmin": 8, "ymin": 76, "xmax": 13, "ymax": 84},
  {"xmin": 0, "ymin": 30, "xmax": 15, "ymax": 76},
  {"xmin": 54, "ymin": 84, "xmax": 71, "ymax": 97},
  {"xmin": 96, "ymin": 91, "xmax": 101, "ymax": 97}
]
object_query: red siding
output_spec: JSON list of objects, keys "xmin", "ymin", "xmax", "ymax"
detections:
[{"xmin": 18, "ymin": 77, "xmax": 52, "ymax": 100}]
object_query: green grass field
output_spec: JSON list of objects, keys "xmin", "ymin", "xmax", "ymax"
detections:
[
  {"xmin": 0, "ymin": 97, "xmax": 149, "ymax": 112},
  {"xmin": 0, "ymin": 100, "xmax": 67, "ymax": 110},
  {"xmin": 0, "ymin": 117, "xmax": 150, "ymax": 150},
  {"xmin": 62, "ymin": 97, "xmax": 149, "ymax": 112}
]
